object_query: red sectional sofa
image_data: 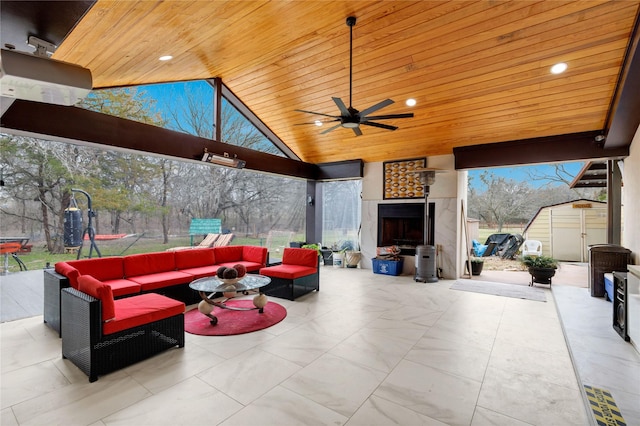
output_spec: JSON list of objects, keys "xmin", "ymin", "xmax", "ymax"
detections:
[
  {"xmin": 44, "ymin": 245, "xmax": 268, "ymax": 336},
  {"xmin": 259, "ymin": 247, "xmax": 319, "ymax": 300},
  {"xmin": 62, "ymin": 275, "xmax": 185, "ymax": 382}
]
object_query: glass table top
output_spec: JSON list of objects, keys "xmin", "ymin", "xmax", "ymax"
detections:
[{"xmin": 189, "ymin": 274, "xmax": 271, "ymax": 293}]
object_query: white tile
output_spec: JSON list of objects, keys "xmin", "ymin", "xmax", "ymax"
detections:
[
  {"xmin": 102, "ymin": 377, "xmax": 242, "ymax": 425},
  {"xmin": 198, "ymin": 348, "xmax": 301, "ymax": 405},
  {"xmin": 220, "ymin": 386, "xmax": 347, "ymax": 426},
  {"xmin": 282, "ymin": 353, "xmax": 388, "ymax": 417},
  {"xmin": 347, "ymin": 395, "xmax": 447, "ymax": 425},
  {"xmin": 471, "ymin": 406, "xmax": 533, "ymax": 426},
  {"xmin": 374, "ymin": 359, "xmax": 481, "ymax": 425},
  {"xmin": 405, "ymin": 334, "xmax": 491, "ymax": 381},
  {"xmin": 258, "ymin": 328, "xmax": 341, "ymax": 366},
  {"xmin": 11, "ymin": 374, "xmax": 150, "ymax": 425},
  {"xmin": 0, "ymin": 361, "xmax": 69, "ymax": 409},
  {"xmin": 330, "ymin": 328, "xmax": 416, "ymax": 373},
  {"xmin": 477, "ymin": 365, "xmax": 588, "ymax": 425}
]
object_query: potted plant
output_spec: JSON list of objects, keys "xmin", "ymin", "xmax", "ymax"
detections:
[
  {"xmin": 344, "ymin": 225, "xmax": 362, "ymax": 269},
  {"xmin": 522, "ymin": 255, "xmax": 558, "ymax": 286},
  {"xmin": 469, "ymin": 257, "xmax": 484, "ymax": 275}
]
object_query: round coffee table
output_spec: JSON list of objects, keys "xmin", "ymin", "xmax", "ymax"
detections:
[{"xmin": 189, "ymin": 274, "xmax": 271, "ymax": 325}]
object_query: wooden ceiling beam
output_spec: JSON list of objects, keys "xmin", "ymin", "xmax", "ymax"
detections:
[
  {"xmin": 0, "ymin": 99, "xmax": 319, "ymax": 179},
  {"xmin": 604, "ymin": 8, "xmax": 640, "ymax": 149}
]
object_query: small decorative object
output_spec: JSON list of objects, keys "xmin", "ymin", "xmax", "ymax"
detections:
[
  {"xmin": 198, "ymin": 300, "xmax": 213, "ymax": 315},
  {"xmin": 522, "ymin": 255, "xmax": 558, "ymax": 286},
  {"xmin": 253, "ymin": 293, "xmax": 268, "ymax": 309},
  {"xmin": 383, "ymin": 158, "xmax": 426, "ymax": 199},
  {"xmin": 233, "ymin": 264, "xmax": 247, "ymax": 277},
  {"xmin": 223, "ymin": 267, "xmax": 238, "ymax": 279}
]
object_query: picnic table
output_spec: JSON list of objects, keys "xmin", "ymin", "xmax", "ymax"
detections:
[{"xmin": 0, "ymin": 237, "xmax": 29, "ymax": 273}]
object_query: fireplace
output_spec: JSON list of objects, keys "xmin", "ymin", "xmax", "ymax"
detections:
[{"xmin": 377, "ymin": 203, "xmax": 424, "ymax": 255}]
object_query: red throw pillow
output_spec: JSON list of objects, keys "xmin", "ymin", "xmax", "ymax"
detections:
[
  {"xmin": 77, "ymin": 275, "xmax": 116, "ymax": 322},
  {"xmin": 54, "ymin": 262, "xmax": 81, "ymax": 289}
]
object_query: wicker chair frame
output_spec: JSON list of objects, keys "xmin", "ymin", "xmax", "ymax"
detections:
[{"xmin": 61, "ymin": 288, "xmax": 184, "ymax": 382}]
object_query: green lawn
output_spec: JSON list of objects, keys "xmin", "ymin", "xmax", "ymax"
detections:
[{"xmin": 5, "ymin": 235, "xmax": 264, "ymax": 274}]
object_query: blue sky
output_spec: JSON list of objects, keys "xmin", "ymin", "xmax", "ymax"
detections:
[{"xmin": 468, "ymin": 162, "xmax": 584, "ymax": 190}]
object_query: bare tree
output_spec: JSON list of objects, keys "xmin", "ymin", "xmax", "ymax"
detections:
[
  {"xmin": 527, "ymin": 164, "xmax": 604, "ymax": 200},
  {"xmin": 469, "ymin": 172, "xmax": 533, "ymax": 231}
]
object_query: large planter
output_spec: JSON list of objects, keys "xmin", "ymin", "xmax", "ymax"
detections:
[
  {"xmin": 345, "ymin": 251, "xmax": 362, "ymax": 268},
  {"xmin": 528, "ymin": 267, "xmax": 556, "ymax": 286}
]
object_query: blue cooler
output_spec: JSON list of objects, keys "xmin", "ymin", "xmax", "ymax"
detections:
[{"xmin": 604, "ymin": 273, "xmax": 614, "ymax": 302}]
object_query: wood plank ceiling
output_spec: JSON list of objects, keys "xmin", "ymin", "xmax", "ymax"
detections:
[{"xmin": 52, "ymin": 1, "xmax": 640, "ymax": 165}]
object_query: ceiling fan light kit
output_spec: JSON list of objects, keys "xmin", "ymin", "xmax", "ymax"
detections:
[{"xmin": 295, "ymin": 16, "xmax": 413, "ymax": 136}]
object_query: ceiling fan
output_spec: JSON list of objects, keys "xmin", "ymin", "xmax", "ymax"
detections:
[{"xmin": 295, "ymin": 16, "xmax": 414, "ymax": 136}]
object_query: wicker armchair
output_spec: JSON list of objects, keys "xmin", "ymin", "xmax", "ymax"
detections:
[
  {"xmin": 61, "ymin": 282, "xmax": 185, "ymax": 382},
  {"xmin": 259, "ymin": 247, "xmax": 319, "ymax": 300}
]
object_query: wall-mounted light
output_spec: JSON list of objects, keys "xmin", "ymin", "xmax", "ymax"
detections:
[
  {"xmin": 307, "ymin": 195, "xmax": 314, "ymax": 206},
  {"xmin": 201, "ymin": 149, "xmax": 246, "ymax": 169}
]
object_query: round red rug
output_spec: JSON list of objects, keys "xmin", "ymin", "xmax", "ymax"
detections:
[{"xmin": 184, "ymin": 300, "xmax": 287, "ymax": 336}]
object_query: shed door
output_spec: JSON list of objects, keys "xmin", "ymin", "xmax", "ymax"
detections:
[
  {"xmin": 550, "ymin": 209, "xmax": 582, "ymax": 261},
  {"xmin": 551, "ymin": 207, "xmax": 607, "ymax": 262}
]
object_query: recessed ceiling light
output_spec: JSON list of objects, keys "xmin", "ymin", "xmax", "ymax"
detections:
[
  {"xmin": 159, "ymin": 55, "xmax": 173, "ymax": 61},
  {"xmin": 314, "ymin": 120, "xmax": 323, "ymax": 126},
  {"xmin": 550, "ymin": 62, "xmax": 567, "ymax": 74},
  {"xmin": 406, "ymin": 98, "xmax": 417, "ymax": 107}
]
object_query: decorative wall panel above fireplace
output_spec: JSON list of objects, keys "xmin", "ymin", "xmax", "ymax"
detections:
[{"xmin": 383, "ymin": 158, "xmax": 426, "ymax": 199}]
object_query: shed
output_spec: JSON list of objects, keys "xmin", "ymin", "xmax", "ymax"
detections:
[{"xmin": 523, "ymin": 199, "xmax": 607, "ymax": 262}]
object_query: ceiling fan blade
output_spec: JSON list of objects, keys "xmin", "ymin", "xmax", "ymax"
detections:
[
  {"xmin": 359, "ymin": 99, "xmax": 394, "ymax": 117},
  {"xmin": 294, "ymin": 109, "xmax": 340, "ymax": 119},
  {"xmin": 294, "ymin": 119, "xmax": 340, "ymax": 126},
  {"xmin": 320, "ymin": 123, "xmax": 343, "ymax": 134},
  {"xmin": 361, "ymin": 121, "xmax": 398, "ymax": 131},
  {"xmin": 363, "ymin": 113, "xmax": 414, "ymax": 120},
  {"xmin": 332, "ymin": 97, "xmax": 351, "ymax": 116},
  {"xmin": 352, "ymin": 126, "xmax": 363, "ymax": 136}
]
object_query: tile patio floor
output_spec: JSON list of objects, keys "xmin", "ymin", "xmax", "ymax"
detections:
[{"xmin": 1, "ymin": 264, "xmax": 638, "ymax": 425}]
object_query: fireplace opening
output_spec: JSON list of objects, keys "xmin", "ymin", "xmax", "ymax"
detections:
[{"xmin": 378, "ymin": 203, "xmax": 424, "ymax": 255}]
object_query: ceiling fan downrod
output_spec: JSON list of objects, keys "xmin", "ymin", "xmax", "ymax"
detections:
[{"xmin": 347, "ymin": 16, "xmax": 356, "ymax": 109}]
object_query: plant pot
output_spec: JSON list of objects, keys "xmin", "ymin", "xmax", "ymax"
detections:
[
  {"xmin": 528, "ymin": 267, "xmax": 556, "ymax": 285},
  {"xmin": 345, "ymin": 251, "xmax": 362, "ymax": 268},
  {"xmin": 466, "ymin": 261, "xmax": 484, "ymax": 276},
  {"xmin": 319, "ymin": 249, "xmax": 333, "ymax": 266}
]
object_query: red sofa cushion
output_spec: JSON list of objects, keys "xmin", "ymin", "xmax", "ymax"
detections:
[
  {"xmin": 174, "ymin": 248, "xmax": 215, "ymax": 269},
  {"xmin": 242, "ymin": 246, "xmax": 268, "ymax": 265},
  {"xmin": 104, "ymin": 293, "xmax": 185, "ymax": 335},
  {"xmin": 77, "ymin": 275, "xmax": 116, "ymax": 322},
  {"xmin": 124, "ymin": 252, "xmax": 176, "ymax": 277},
  {"xmin": 67, "ymin": 257, "xmax": 125, "ymax": 283},
  {"xmin": 219, "ymin": 261, "xmax": 263, "ymax": 273},
  {"xmin": 259, "ymin": 264, "xmax": 317, "ymax": 280},
  {"xmin": 55, "ymin": 262, "xmax": 81, "ymax": 288},
  {"xmin": 127, "ymin": 271, "xmax": 194, "ymax": 292},
  {"xmin": 101, "ymin": 279, "xmax": 142, "ymax": 297},
  {"xmin": 283, "ymin": 248, "xmax": 318, "ymax": 268},
  {"xmin": 213, "ymin": 246, "xmax": 243, "ymax": 263},
  {"xmin": 178, "ymin": 266, "xmax": 219, "ymax": 280}
]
